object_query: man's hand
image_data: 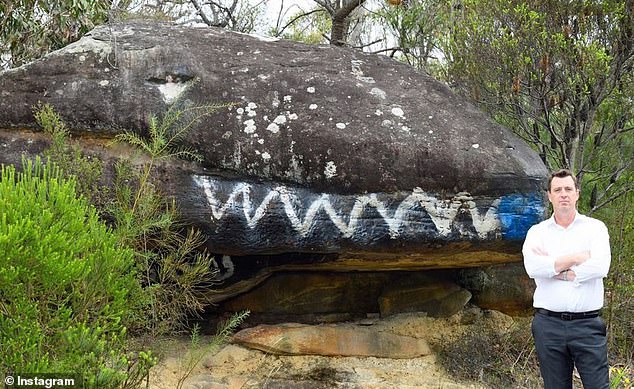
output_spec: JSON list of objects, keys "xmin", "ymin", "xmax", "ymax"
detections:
[{"xmin": 553, "ymin": 268, "xmax": 577, "ymax": 282}]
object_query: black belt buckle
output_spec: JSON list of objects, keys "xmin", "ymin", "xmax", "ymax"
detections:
[{"xmin": 561, "ymin": 312, "xmax": 574, "ymax": 321}]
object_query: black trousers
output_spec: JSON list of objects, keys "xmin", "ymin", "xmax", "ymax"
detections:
[{"xmin": 531, "ymin": 312, "xmax": 609, "ymax": 389}]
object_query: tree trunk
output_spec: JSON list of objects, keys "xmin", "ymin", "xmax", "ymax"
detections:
[{"xmin": 329, "ymin": 0, "xmax": 366, "ymax": 46}]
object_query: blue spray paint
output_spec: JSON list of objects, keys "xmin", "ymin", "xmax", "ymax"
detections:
[{"xmin": 498, "ymin": 192, "xmax": 546, "ymax": 240}]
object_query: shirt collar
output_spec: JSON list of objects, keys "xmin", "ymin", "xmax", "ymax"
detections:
[{"xmin": 546, "ymin": 210, "xmax": 583, "ymax": 229}]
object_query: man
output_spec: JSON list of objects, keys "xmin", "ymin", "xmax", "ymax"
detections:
[{"xmin": 523, "ymin": 169, "xmax": 611, "ymax": 389}]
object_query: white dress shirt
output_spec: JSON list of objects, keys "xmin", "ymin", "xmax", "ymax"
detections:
[{"xmin": 523, "ymin": 212, "xmax": 611, "ymax": 312}]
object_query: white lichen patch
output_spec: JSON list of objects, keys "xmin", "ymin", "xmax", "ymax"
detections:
[
  {"xmin": 472, "ymin": 143, "xmax": 480, "ymax": 149},
  {"xmin": 261, "ymin": 152, "xmax": 271, "ymax": 161},
  {"xmin": 429, "ymin": 130, "xmax": 434, "ymax": 134},
  {"xmin": 258, "ymin": 74, "xmax": 269, "ymax": 81},
  {"xmin": 273, "ymin": 115, "xmax": 286, "ymax": 124},
  {"xmin": 243, "ymin": 119, "xmax": 256, "ymax": 134},
  {"xmin": 382, "ymin": 119, "xmax": 393, "ymax": 127},
  {"xmin": 307, "ymin": 86, "xmax": 315, "ymax": 93},
  {"xmin": 324, "ymin": 161, "xmax": 337, "ymax": 178},
  {"xmin": 245, "ymin": 102, "xmax": 258, "ymax": 117},
  {"xmin": 309, "ymin": 104, "xmax": 318, "ymax": 110},
  {"xmin": 79, "ymin": 55, "xmax": 86, "ymax": 62},
  {"xmin": 351, "ymin": 59, "xmax": 376, "ymax": 83},
  {"xmin": 288, "ymin": 113, "xmax": 298, "ymax": 120},
  {"xmin": 258, "ymin": 138, "xmax": 265, "ymax": 144},
  {"xmin": 428, "ymin": 115, "xmax": 433, "ymax": 119},
  {"xmin": 375, "ymin": 109, "xmax": 383, "ymax": 116},
  {"xmin": 222, "ymin": 131, "xmax": 232, "ymax": 139},
  {"xmin": 391, "ymin": 107, "xmax": 405, "ymax": 118},
  {"xmin": 272, "ymin": 92, "xmax": 280, "ymax": 108},
  {"xmin": 402, "ymin": 126, "xmax": 411, "ymax": 132},
  {"xmin": 266, "ymin": 123, "xmax": 280, "ymax": 133},
  {"xmin": 336, "ymin": 123, "xmax": 346, "ymax": 129},
  {"xmin": 99, "ymin": 80, "xmax": 109, "ymax": 87},
  {"xmin": 370, "ymin": 87, "xmax": 386, "ymax": 100},
  {"xmin": 284, "ymin": 95, "xmax": 292, "ymax": 102}
]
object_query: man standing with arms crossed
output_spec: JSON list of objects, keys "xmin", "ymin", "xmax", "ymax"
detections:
[{"xmin": 523, "ymin": 169, "xmax": 611, "ymax": 389}]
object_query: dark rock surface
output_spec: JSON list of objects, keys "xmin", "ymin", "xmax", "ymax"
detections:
[
  {"xmin": 458, "ymin": 263, "xmax": 535, "ymax": 316},
  {"xmin": 216, "ymin": 270, "xmax": 476, "ymax": 320}
]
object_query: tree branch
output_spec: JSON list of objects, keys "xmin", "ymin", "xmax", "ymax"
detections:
[
  {"xmin": 275, "ymin": 8, "xmax": 326, "ymax": 37},
  {"xmin": 591, "ymin": 186, "xmax": 633, "ymax": 213},
  {"xmin": 190, "ymin": 0, "xmax": 214, "ymax": 26}
]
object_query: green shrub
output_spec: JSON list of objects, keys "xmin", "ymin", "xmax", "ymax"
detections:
[
  {"xmin": 0, "ymin": 158, "xmax": 154, "ymax": 386},
  {"xmin": 34, "ymin": 102, "xmax": 223, "ymax": 336},
  {"xmin": 35, "ymin": 102, "xmax": 106, "ymax": 207},
  {"xmin": 109, "ymin": 102, "xmax": 226, "ymax": 336}
]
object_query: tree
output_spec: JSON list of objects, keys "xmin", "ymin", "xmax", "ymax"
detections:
[
  {"xmin": 270, "ymin": 5, "xmax": 333, "ymax": 45},
  {"xmin": 186, "ymin": 0, "xmax": 265, "ymax": 32},
  {"xmin": 315, "ymin": 0, "xmax": 367, "ymax": 45},
  {"xmin": 442, "ymin": 0, "xmax": 634, "ymax": 212},
  {"xmin": 271, "ymin": 0, "xmax": 369, "ymax": 46},
  {"xmin": 369, "ymin": 0, "xmax": 447, "ymax": 72},
  {"xmin": 0, "ymin": 0, "xmax": 111, "ymax": 69}
]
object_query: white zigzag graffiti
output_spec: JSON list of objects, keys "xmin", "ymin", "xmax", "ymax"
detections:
[{"xmin": 194, "ymin": 176, "xmax": 501, "ymax": 239}]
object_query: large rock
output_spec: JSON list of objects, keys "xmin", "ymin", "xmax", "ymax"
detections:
[
  {"xmin": 231, "ymin": 323, "xmax": 431, "ymax": 358},
  {"xmin": 0, "ymin": 20, "xmax": 548, "ymax": 303},
  {"xmin": 458, "ymin": 263, "xmax": 535, "ymax": 316}
]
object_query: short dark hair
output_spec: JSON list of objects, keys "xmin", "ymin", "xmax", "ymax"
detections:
[{"xmin": 548, "ymin": 169, "xmax": 579, "ymax": 191}]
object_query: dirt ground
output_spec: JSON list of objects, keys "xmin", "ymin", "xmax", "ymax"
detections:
[{"xmin": 142, "ymin": 309, "xmax": 515, "ymax": 388}]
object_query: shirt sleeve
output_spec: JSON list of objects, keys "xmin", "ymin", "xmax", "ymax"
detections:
[
  {"xmin": 523, "ymin": 225, "xmax": 558, "ymax": 279},
  {"xmin": 571, "ymin": 222, "xmax": 611, "ymax": 283}
]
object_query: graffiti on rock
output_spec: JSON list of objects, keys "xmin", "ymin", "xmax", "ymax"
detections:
[{"xmin": 194, "ymin": 175, "xmax": 544, "ymax": 243}]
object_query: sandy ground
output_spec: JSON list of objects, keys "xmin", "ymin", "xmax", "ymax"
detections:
[{"xmin": 144, "ymin": 310, "xmax": 512, "ymax": 389}]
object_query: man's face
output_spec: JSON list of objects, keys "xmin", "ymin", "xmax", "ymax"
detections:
[{"xmin": 548, "ymin": 176, "xmax": 579, "ymax": 213}]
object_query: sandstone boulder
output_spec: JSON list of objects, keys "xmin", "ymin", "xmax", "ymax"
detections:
[
  {"xmin": 0, "ymin": 20, "xmax": 547, "ymax": 305},
  {"xmin": 231, "ymin": 323, "xmax": 431, "ymax": 358}
]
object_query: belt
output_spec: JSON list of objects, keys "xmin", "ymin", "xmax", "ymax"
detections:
[{"xmin": 535, "ymin": 308, "xmax": 601, "ymax": 321}]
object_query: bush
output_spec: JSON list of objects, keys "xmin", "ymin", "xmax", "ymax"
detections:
[
  {"xmin": 0, "ymin": 158, "xmax": 153, "ymax": 386},
  {"xmin": 436, "ymin": 317, "xmax": 541, "ymax": 388},
  {"xmin": 35, "ymin": 102, "xmax": 222, "ymax": 336}
]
